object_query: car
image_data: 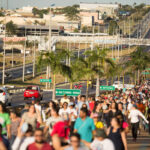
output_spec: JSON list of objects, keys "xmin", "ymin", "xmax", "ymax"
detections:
[
  {"xmin": 0, "ymin": 87, "xmax": 11, "ymax": 104},
  {"xmin": 24, "ymin": 86, "xmax": 43, "ymax": 101},
  {"xmin": 4, "ymin": 72, "xmax": 12, "ymax": 79},
  {"xmin": 26, "ymin": 69, "xmax": 32, "ymax": 74},
  {"xmin": 113, "ymin": 81, "xmax": 135, "ymax": 90},
  {"xmin": 113, "ymin": 81, "xmax": 123, "ymax": 90}
]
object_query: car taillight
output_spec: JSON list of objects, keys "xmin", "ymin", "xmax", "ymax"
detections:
[{"xmin": 3, "ymin": 92, "xmax": 5, "ymax": 95}]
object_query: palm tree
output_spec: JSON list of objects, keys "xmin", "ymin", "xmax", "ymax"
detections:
[
  {"xmin": 85, "ymin": 48, "xmax": 115, "ymax": 97},
  {"xmin": 76, "ymin": 57, "xmax": 97, "ymax": 98},
  {"xmin": 38, "ymin": 50, "xmax": 71, "ymax": 100},
  {"xmin": 126, "ymin": 46, "xmax": 150, "ymax": 84},
  {"xmin": 68, "ymin": 58, "xmax": 85, "ymax": 89}
]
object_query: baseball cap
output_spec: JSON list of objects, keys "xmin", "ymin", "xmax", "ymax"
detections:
[
  {"xmin": 94, "ymin": 129, "xmax": 107, "ymax": 138},
  {"xmin": 51, "ymin": 121, "xmax": 70, "ymax": 139}
]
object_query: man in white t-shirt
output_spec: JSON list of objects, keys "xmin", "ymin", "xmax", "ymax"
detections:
[{"xmin": 83, "ymin": 129, "xmax": 115, "ymax": 150}]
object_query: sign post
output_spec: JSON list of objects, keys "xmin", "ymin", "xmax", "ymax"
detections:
[
  {"xmin": 40, "ymin": 79, "xmax": 52, "ymax": 83},
  {"xmin": 142, "ymin": 72, "xmax": 150, "ymax": 75},
  {"xmin": 56, "ymin": 89, "xmax": 81, "ymax": 96},
  {"xmin": 100, "ymin": 86, "xmax": 115, "ymax": 91}
]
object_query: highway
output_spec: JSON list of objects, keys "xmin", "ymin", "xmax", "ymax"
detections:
[{"xmin": 0, "ymin": 63, "xmax": 33, "ymax": 83}]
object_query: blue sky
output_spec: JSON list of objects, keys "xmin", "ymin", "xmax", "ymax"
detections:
[{"xmin": 1, "ymin": 0, "xmax": 150, "ymax": 9}]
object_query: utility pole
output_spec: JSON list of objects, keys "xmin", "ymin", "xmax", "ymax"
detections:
[
  {"xmin": 33, "ymin": 24, "xmax": 36, "ymax": 77},
  {"xmin": 46, "ymin": 5, "xmax": 53, "ymax": 89},
  {"xmin": 22, "ymin": 27, "xmax": 26, "ymax": 82},
  {"xmin": 11, "ymin": 42, "xmax": 14, "ymax": 67},
  {"xmin": 128, "ymin": 19, "xmax": 131, "ymax": 54},
  {"xmin": 7, "ymin": 0, "xmax": 8, "ymax": 9},
  {"xmin": 2, "ymin": 20, "xmax": 6, "ymax": 85}
]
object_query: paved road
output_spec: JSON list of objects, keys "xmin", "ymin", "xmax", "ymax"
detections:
[
  {"xmin": 128, "ymin": 130, "xmax": 150, "ymax": 150},
  {"xmin": 10, "ymin": 76, "xmax": 131, "ymax": 106},
  {"xmin": 0, "ymin": 64, "xmax": 33, "ymax": 82},
  {"xmin": 10, "ymin": 81, "xmax": 96, "ymax": 106}
]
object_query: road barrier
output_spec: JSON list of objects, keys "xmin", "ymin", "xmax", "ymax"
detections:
[{"xmin": 6, "ymin": 87, "xmax": 26, "ymax": 94}]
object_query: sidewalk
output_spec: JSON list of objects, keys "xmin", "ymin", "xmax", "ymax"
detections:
[{"xmin": 128, "ymin": 131, "xmax": 150, "ymax": 150}]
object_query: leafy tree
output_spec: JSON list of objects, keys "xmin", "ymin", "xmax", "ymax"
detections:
[
  {"xmin": 126, "ymin": 46, "xmax": 150, "ymax": 84},
  {"xmin": 6, "ymin": 21, "xmax": 17, "ymax": 36},
  {"xmin": 32, "ymin": 7, "xmax": 49, "ymax": 18},
  {"xmin": 0, "ymin": 11, "xmax": 4, "ymax": 16},
  {"xmin": 74, "ymin": 28, "xmax": 79, "ymax": 33},
  {"xmin": 63, "ymin": 5, "xmax": 80, "ymax": 21},
  {"xmin": 109, "ymin": 20, "xmax": 119, "ymax": 35}
]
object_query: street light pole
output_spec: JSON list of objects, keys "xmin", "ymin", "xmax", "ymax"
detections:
[
  {"xmin": 33, "ymin": 24, "xmax": 36, "ymax": 78},
  {"xmin": 22, "ymin": 27, "xmax": 26, "ymax": 82},
  {"xmin": 2, "ymin": 22, "xmax": 6, "ymax": 85},
  {"xmin": 47, "ymin": 4, "xmax": 55, "ymax": 89}
]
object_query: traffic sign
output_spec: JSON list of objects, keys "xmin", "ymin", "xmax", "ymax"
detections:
[
  {"xmin": 142, "ymin": 72, "xmax": 150, "ymax": 75},
  {"xmin": 100, "ymin": 86, "xmax": 115, "ymax": 91},
  {"xmin": 40, "ymin": 79, "xmax": 52, "ymax": 83},
  {"xmin": 56, "ymin": 89, "xmax": 81, "ymax": 96},
  {"xmin": 112, "ymin": 58, "xmax": 116, "ymax": 61}
]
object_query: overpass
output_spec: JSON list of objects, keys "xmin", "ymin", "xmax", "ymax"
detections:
[{"xmin": 52, "ymin": 35, "xmax": 150, "ymax": 46}]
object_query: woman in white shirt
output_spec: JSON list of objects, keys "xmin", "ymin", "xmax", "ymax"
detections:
[
  {"xmin": 128, "ymin": 104, "xmax": 149, "ymax": 142},
  {"xmin": 59, "ymin": 102, "xmax": 70, "ymax": 120}
]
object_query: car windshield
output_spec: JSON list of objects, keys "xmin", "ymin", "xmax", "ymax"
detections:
[{"xmin": 26, "ymin": 86, "xmax": 38, "ymax": 90}]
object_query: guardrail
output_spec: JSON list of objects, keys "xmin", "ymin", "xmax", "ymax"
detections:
[{"xmin": 4, "ymin": 86, "xmax": 26, "ymax": 94}]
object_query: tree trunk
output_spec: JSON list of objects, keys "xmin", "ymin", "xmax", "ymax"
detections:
[
  {"xmin": 52, "ymin": 74, "xmax": 56, "ymax": 101},
  {"xmin": 134, "ymin": 71, "xmax": 136, "ymax": 85},
  {"xmin": 96, "ymin": 75, "xmax": 100, "ymax": 97},
  {"xmin": 70, "ymin": 82, "xmax": 73, "ymax": 89},
  {"xmin": 86, "ymin": 80, "xmax": 89, "ymax": 99},
  {"xmin": 138, "ymin": 69, "xmax": 140, "ymax": 84},
  {"xmin": 123, "ymin": 73, "xmax": 124, "ymax": 88},
  {"xmin": 111, "ymin": 77, "xmax": 114, "ymax": 85}
]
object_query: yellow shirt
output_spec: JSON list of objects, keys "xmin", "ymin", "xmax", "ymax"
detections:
[{"xmin": 95, "ymin": 121, "xmax": 104, "ymax": 129}]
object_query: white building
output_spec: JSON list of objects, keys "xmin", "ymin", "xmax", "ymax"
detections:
[
  {"xmin": 80, "ymin": 3, "xmax": 119, "ymax": 17},
  {"xmin": 17, "ymin": 6, "xmax": 34, "ymax": 13}
]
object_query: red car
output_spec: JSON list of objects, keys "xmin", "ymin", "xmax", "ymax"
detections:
[{"xmin": 24, "ymin": 86, "xmax": 43, "ymax": 101}]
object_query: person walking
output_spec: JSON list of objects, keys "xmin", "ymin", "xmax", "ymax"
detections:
[
  {"xmin": 128, "ymin": 104, "xmax": 149, "ymax": 142},
  {"xmin": 74, "ymin": 107, "xmax": 95, "ymax": 142},
  {"xmin": 107, "ymin": 117, "xmax": 128, "ymax": 150}
]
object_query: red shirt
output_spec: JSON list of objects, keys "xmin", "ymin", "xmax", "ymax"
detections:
[{"xmin": 27, "ymin": 143, "xmax": 52, "ymax": 150}]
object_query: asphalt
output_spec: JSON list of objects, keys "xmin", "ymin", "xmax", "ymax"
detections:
[{"xmin": 128, "ymin": 130, "xmax": 150, "ymax": 150}]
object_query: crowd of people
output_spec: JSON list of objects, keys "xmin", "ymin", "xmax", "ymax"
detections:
[{"xmin": 0, "ymin": 80, "xmax": 150, "ymax": 150}]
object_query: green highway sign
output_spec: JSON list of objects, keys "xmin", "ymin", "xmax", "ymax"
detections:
[
  {"xmin": 100, "ymin": 86, "xmax": 115, "ymax": 91},
  {"xmin": 40, "ymin": 79, "xmax": 52, "ymax": 83},
  {"xmin": 142, "ymin": 72, "xmax": 150, "ymax": 75},
  {"xmin": 112, "ymin": 58, "xmax": 116, "ymax": 61},
  {"xmin": 56, "ymin": 89, "xmax": 81, "ymax": 96}
]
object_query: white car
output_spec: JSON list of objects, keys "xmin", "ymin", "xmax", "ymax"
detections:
[
  {"xmin": 0, "ymin": 87, "xmax": 11, "ymax": 104},
  {"xmin": 26, "ymin": 69, "xmax": 32, "ymax": 74},
  {"xmin": 113, "ymin": 81, "xmax": 135, "ymax": 90},
  {"xmin": 113, "ymin": 81, "xmax": 123, "ymax": 90}
]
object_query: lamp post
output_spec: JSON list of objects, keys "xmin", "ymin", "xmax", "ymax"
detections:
[
  {"xmin": 22, "ymin": 27, "xmax": 26, "ymax": 82},
  {"xmin": 2, "ymin": 22, "xmax": 6, "ymax": 85},
  {"xmin": 46, "ymin": 3, "xmax": 55, "ymax": 89},
  {"xmin": 33, "ymin": 22, "xmax": 37, "ymax": 78}
]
